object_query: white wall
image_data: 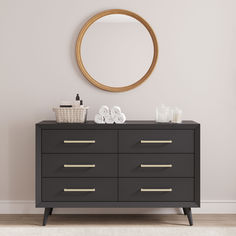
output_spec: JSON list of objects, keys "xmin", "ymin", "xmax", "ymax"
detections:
[{"xmin": 0, "ymin": 0, "xmax": 235, "ymax": 213}]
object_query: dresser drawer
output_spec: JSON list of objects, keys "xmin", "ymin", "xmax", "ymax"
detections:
[
  {"xmin": 119, "ymin": 130, "xmax": 194, "ymax": 153},
  {"xmin": 42, "ymin": 154, "xmax": 117, "ymax": 177},
  {"xmin": 42, "ymin": 178, "xmax": 117, "ymax": 202},
  {"xmin": 42, "ymin": 130, "xmax": 117, "ymax": 153},
  {"xmin": 119, "ymin": 154, "xmax": 194, "ymax": 177},
  {"xmin": 119, "ymin": 178, "xmax": 194, "ymax": 202}
]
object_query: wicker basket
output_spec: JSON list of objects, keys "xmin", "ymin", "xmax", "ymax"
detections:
[{"xmin": 53, "ymin": 107, "xmax": 89, "ymax": 123}]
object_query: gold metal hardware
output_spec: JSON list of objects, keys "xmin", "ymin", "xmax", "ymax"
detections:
[
  {"xmin": 64, "ymin": 164, "xmax": 95, "ymax": 168},
  {"xmin": 140, "ymin": 164, "xmax": 172, "ymax": 168},
  {"xmin": 140, "ymin": 188, "xmax": 172, "ymax": 192},
  {"xmin": 140, "ymin": 140, "xmax": 172, "ymax": 144},
  {"xmin": 64, "ymin": 140, "xmax": 96, "ymax": 144},
  {"xmin": 64, "ymin": 188, "xmax": 95, "ymax": 192}
]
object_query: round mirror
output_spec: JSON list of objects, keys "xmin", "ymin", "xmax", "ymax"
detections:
[{"xmin": 76, "ymin": 9, "xmax": 158, "ymax": 92}]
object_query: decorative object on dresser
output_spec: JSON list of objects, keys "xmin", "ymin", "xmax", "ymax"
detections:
[
  {"xmin": 36, "ymin": 120, "xmax": 200, "ymax": 226},
  {"xmin": 156, "ymin": 104, "xmax": 183, "ymax": 123},
  {"xmin": 94, "ymin": 105, "xmax": 126, "ymax": 124},
  {"xmin": 53, "ymin": 107, "xmax": 88, "ymax": 123},
  {"xmin": 53, "ymin": 94, "xmax": 89, "ymax": 123}
]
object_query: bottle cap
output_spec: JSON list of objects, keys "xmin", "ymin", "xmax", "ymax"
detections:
[{"xmin": 76, "ymin": 94, "xmax": 80, "ymax": 101}]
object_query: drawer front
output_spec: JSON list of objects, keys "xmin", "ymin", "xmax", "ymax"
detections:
[
  {"xmin": 42, "ymin": 130, "xmax": 117, "ymax": 153},
  {"xmin": 119, "ymin": 154, "xmax": 194, "ymax": 177},
  {"xmin": 119, "ymin": 178, "xmax": 194, "ymax": 201},
  {"xmin": 42, "ymin": 178, "xmax": 117, "ymax": 202},
  {"xmin": 42, "ymin": 154, "xmax": 117, "ymax": 177},
  {"xmin": 119, "ymin": 130, "xmax": 194, "ymax": 153}
]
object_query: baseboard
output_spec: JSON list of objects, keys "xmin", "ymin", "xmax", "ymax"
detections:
[{"xmin": 1, "ymin": 200, "xmax": 236, "ymax": 214}]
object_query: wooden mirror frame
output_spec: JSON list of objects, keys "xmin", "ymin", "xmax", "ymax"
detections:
[{"xmin": 76, "ymin": 9, "xmax": 158, "ymax": 92}]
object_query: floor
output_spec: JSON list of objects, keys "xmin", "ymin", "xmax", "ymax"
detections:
[{"xmin": 0, "ymin": 214, "xmax": 236, "ymax": 236}]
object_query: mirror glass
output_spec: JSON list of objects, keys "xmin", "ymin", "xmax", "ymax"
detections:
[{"xmin": 80, "ymin": 14, "xmax": 154, "ymax": 87}]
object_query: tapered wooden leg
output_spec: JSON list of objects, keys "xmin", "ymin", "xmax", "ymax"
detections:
[
  {"xmin": 183, "ymin": 208, "xmax": 193, "ymax": 226},
  {"xmin": 49, "ymin": 208, "xmax": 53, "ymax": 215},
  {"xmin": 43, "ymin": 208, "xmax": 52, "ymax": 226},
  {"xmin": 183, "ymin": 208, "xmax": 187, "ymax": 215}
]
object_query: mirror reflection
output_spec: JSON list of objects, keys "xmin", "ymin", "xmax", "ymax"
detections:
[{"xmin": 80, "ymin": 14, "xmax": 154, "ymax": 87}]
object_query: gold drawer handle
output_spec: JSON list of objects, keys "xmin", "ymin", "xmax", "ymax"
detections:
[
  {"xmin": 140, "ymin": 164, "xmax": 172, "ymax": 168},
  {"xmin": 141, "ymin": 188, "xmax": 172, "ymax": 192},
  {"xmin": 64, "ymin": 188, "xmax": 95, "ymax": 192},
  {"xmin": 140, "ymin": 140, "xmax": 172, "ymax": 144},
  {"xmin": 64, "ymin": 164, "xmax": 95, "ymax": 168},
  {"xmin": 64, "ymin": 140, "xmax": 96, "ymax": 144}
]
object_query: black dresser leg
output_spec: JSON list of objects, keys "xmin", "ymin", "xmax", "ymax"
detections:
[
  {"xmin": 183, "ymin": 208, "xmax": 193, "ymax": 226},
  {"xmin": 43, "ymin": 208, "xmax": 52, "ymax": 226},
  {"xmin": 49, "ymin": 208, "xmax": 53, "ymax": 215}
]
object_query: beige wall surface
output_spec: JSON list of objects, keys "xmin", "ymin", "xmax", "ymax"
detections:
[{"xmin": 0, "ymin": 0, "xmax": 235, "ymax": 212}]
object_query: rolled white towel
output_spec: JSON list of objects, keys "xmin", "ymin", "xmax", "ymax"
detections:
[
  {"xmin": 104, "ymin": 115, "xmax": 114, "ymax": 124},
  {"xmin": 111, "ymin": 106, "xmax": 121, "ymax": 117},
  {"xmin": 94, "ymin": 114, "xmax": 105, "ymax": 124},
  {"xmin": 114, "ymin": 113, "xmax": 126, "ymax": 124},
  {"xmin": 99, "ymin": 105, "xmax": 110, "ymax": 117}
]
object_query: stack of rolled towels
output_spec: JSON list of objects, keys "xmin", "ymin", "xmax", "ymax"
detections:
[{"xmin": 94, "ymin": 105, "xmax": 126, "ymax": 124}]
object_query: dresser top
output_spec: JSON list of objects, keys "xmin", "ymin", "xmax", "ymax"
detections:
[{"xmin": 36, "ymin": 120, "xmax": 199, "ymax": 130}]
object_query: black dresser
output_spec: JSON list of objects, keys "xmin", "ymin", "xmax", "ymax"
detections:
[{"xmin": 36, "ymin": 120, "xmax": 200, "ymax": 226}]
